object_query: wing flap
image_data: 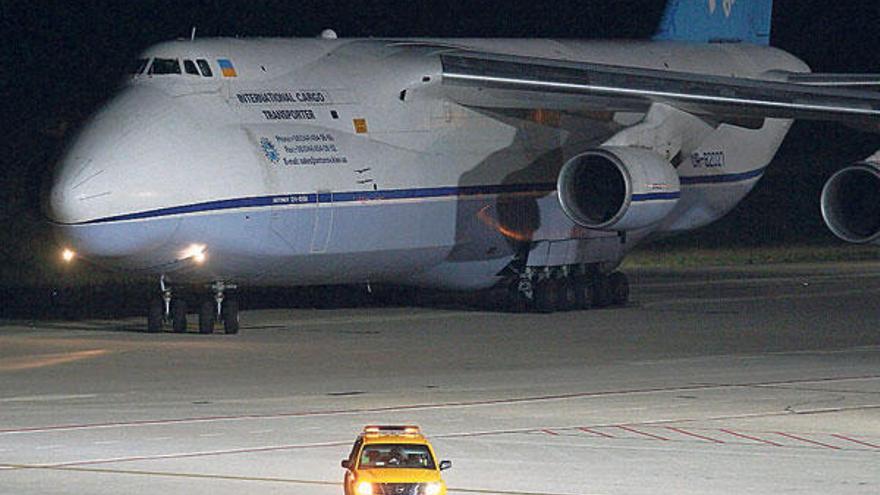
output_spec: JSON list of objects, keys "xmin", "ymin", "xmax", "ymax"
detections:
[{"xmin": 440, "ymin": 51, "xmax": 880, "ymax": 126}]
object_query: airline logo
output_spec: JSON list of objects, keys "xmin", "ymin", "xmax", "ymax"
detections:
[
  {"xmin": 708, "ymin": 0, "xmax": 736, "ymax": 18},
  {"xmin": 260, "ymin": 138, "xmax": 280, "ymax": 163},
  {"xmin": 218, "ymin": 59, "xmax": 238, "ymax": 77}
]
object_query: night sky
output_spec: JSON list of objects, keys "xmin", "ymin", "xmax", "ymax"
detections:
[{"xmin": 1, "ymin": 1, "xmax": 879, "ymax": 286}]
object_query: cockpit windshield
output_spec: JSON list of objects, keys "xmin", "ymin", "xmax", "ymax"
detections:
[
  {"xmin": 149, "ymin": 58, "xmax": 181, "ymax": 75},
  {"xmin": 131, "ymin": 56, "xmax": 217, "ymax": 79}
]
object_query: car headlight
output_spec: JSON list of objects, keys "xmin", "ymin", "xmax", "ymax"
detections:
[
  {"xmin": 425, "ymin": 482, "xmax": 443, "ymax": 495},
  {"xmin": 356, "ymin": 481, "xmax": 373, "ymax": 495}
]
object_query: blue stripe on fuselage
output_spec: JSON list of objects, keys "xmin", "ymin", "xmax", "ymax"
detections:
[
  {"xmin": 679, "ymin": 167, "xmax": 765, "ymax": 185},
  {"xmin": 67, "ymin": 169, "xmax": 763, "ymax": 226}
]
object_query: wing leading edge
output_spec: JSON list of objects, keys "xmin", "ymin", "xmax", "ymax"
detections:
[{"xmin": 440, "ymin": 51, "xmax": 880, "ymax": 129}]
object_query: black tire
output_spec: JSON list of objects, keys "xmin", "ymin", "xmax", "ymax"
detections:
[
  {"xmin": 171, "ymin": 299, "xmax": 188, "ymax": 333},
  {"xmin": 534, "ymin": 279, "xmax": 560, "ymax": 313},
  {"xmin": 198, "ymin": 301, "xmax": 215, "ymax": 334},
  {"xmin": 222, "ymin": 299, "xmax": 240, "ymax": 334},
  {"xmin": 147, "ymin": 298, "xmax": 164, "ymax": 333},
  {"xmin": 608, "ymin": 272, "xmax": 630, "ymax": 306},
  {"xmin": 505, "ymin": 280, "xmax": 529, "ymax": 313},
  {"xmin": 592, "ymin": 275, "xmax": 612, "ymax": 308},
  {"xmin": 574, "ymin": 278, "xmax": 593, "ymax": 310},
  {"xmin": 558, "ymin": 279, "xmax": 579, "ymax": 311}
]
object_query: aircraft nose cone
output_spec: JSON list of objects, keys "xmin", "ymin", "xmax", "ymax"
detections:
[
  {"xmin": 48, "ymin": 88, "xmax": 149, "ymax": 225},
  {"xmin": 46, "ymin": 85, "xmax": 198, "ymax": 260},
  {"xmin": 47, "ymin": 85, "xmax": 185, "ymax": 225},
  {"xmin": 48, "ymin": 156, "xmax": 104, "ymax": 225}
]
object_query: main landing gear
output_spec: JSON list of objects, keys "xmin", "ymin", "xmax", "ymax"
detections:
[
  {"xmin": 147, "ymin": 276, "xmax": 240, "ymax": 334},
  {"xmin": 507, "ymin": 265, "xmax": 629, "ymax": 313}
]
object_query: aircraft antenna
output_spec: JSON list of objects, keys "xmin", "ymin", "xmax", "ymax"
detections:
[{"xmin": 190, "ymin": 26, "xmax": 197, "ymax": 41}]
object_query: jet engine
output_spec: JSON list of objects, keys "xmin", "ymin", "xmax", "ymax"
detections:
[
  {"xmin": 821, "ymin": 162, "xmax": 880, "ymax": 243},
  {"xmin": 557, "ymin": 147, "xmax": 680, "ymax": 231}
]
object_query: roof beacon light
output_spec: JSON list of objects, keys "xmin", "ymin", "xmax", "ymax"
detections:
[{"xmin": 363, "ymin": 425, "xmax": 421, "ymax": 436}]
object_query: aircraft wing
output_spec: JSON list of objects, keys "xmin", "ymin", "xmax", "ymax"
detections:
[{"xmin": 439, "ymin": 51, "xmax": 880, "ymax": 130}]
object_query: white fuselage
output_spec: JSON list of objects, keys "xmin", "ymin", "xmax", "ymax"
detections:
[{"xmin": 48, "ymin": 38, "xmax": 807, "ymax": 289}]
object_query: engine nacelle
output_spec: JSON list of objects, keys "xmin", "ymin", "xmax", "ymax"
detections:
[
  {"xmin": 821, "ymin": 162, "xmax": 880, "ymax": 243},
  {"xmin": 557, "ymin": 147, "xmax": 680, "ymax": 231}
]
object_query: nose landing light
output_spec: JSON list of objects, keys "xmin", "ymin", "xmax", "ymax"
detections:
[
  {"xmin": 180, "ymin": 244, "xmax": 207, "ymax": 264},
  {"xmin": 61, "ymin": 248, "xmax": 77, "ymax": 263}
]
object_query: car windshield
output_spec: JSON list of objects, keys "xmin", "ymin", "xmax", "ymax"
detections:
[{"xmin": 359, "ymin": 444, "xmax": 435, "ymax": 469}]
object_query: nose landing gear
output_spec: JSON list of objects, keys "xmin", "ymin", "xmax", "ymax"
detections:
[
  {"xmin": 146, "ymin": 276, "xmax": 239, "ymax": 334},
  {"xmin": 200, "ymin": 281, "xmax": 239, "ymax": 334}
]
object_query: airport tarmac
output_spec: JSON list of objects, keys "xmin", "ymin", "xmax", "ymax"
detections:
[{"xmin": 1, "ymin": 261, "xmax": 879, "ymax": 494}]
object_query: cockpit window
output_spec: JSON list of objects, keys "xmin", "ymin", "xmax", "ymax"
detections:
[
  {"xmin": 183, "ymin": 59, "xmax": 199, "ymax": 75},
  {"xmin": 129, "ymin": 58, "xmax": 149, "ymax": 75},
  {"xmin": 149, "ymin": 58, "xmax": 181, "ymax": 75},
  {"xmin": 196, "ymin": 59, "xmax": 213, "ymax": 77}
]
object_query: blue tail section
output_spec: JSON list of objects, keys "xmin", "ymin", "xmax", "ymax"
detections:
[{"xmin": 653, "ymin": 0, "xmax": 773, "ymax": 45}]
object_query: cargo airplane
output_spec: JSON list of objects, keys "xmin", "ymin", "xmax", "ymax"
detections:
[{"xmin": 47, "ymin": 0, "xmax": 880, "ymax": 333}]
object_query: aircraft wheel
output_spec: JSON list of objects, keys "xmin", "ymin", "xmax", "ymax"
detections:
[
  {"xmin": 171, "ymin": 300, "xmax": 188, "ymax": 333},
  {"xmin": 222, "ymin": 299, "xmax": 240, "ymax": 335},
  {"xmin": 558, "ymin": 279, "xmax": 579, "ymax": 311},
  {"xmin": 608, "ymin": 272, "xmax": 630, "ymax": 306},
  {"xmin": 534, "ymin": 279, "xmax": 560, "ymax": 313},
  {"xmin": 198, "ymin": 301, "xmax": 215, "ymax": 334},
  {"xmin": 505, "ymin": 280, "xmax": 529, "ymax": 313},
  {"xmin": 592, "ymin": 275, "xmax": 612, "ymax": 308},
  {"xmin": 574, "ymin": 278, "xmax": 593, "ymax": 310},
  {"xmin": 147, "ymin": 298, "xmax": 164, "ymax": 333}
]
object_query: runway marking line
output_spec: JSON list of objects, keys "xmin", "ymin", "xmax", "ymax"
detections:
[
  {"xmin": 540, "ymin": 429, "xmax": 559, "ymax": 436},
  {"xmin": 830, "ymin": 434, "xmax": 880, "ymax": 449},
  {"xmin": 5, "ymin": 464, "xmax": 339, "ymax": 487},
  {"xmin": 46, "ymin": 440, "xmax": 351, "ymax": 468},
  {"xmin": 719, "ymin": 429, "xmax": 783, "ymax": 447},
  {"xmin": 5, "ymin": 373, "xmax": 877, "ymax": 436},
  {"xmin": 578, "ymin": 427, "xmax": 615, "ymax": 438},
  {"xmin": 616, "ymin": 425, "xmax": 669, "ymax": 441},
  {"xmin": 665, "ymin": 427, "xmax": 724, "ymax": 444},
  {"xmin": 774, "ymin": 432, "xmax": 841, "ymax": 450}
]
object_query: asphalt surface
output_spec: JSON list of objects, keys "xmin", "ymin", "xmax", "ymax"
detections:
[{"xmin": 1, "ymin": 262, "xmax": 879, "ymax": 494}]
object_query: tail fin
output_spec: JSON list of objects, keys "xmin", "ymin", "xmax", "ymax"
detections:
[{"xmin": 653, "ymin": 0, "xmax": 773, "ymax": 45}]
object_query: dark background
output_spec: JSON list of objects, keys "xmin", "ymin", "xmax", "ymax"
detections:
[{"xmin": 1, "ymin": 0, "xmax": 879, "ymax": 292}]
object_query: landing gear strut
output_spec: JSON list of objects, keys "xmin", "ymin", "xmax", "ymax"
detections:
[
  {"xmin": 198, "ymin": 281, "xmax": 239, "ymax": 335},
  {"xmin": 147, "ymin": 275, "xmax": 186, "ymax": 333},
  {"xmin": 146, "ymin": 276, "xmax": 240, "ymax": 334}
]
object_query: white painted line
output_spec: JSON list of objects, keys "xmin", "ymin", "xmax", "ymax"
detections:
[
  {"xmin": 45, "ymin": 440, "xmax": 350, "ymax": 468},
  {"xmin": 0, "ymin": 394, "xmax": 99, "ymax": 403}
]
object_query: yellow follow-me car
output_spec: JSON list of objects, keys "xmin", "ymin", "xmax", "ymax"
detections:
[{"xmin": 342, "ymin": 425, "xmax": 452, "ymax": 495}]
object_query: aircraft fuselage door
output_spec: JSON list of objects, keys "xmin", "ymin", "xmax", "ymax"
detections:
[{"xmin": 311, "ymin": 191, "xmax": 333, "ymax": 253}]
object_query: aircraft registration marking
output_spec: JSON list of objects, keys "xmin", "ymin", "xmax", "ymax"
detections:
[{"xmin": 691, "ymin": 150, "xmax": 725, "ymax": 168}]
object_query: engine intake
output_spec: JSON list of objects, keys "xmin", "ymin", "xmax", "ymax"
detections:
[
  {"xmin": 557, "ymin": 147, "xmax": 680, "ymax": 231},
  {"xmin": 821, "ymin": 162, "xmax": 880, "ymax": 243}
]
